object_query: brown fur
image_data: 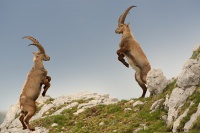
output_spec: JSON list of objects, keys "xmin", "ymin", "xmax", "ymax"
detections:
[
  {"xmin": 115, "ymin": 6, "xmax": 151, "ymax": 98},
  {"xmin": 19, "ymin": 36, "xmax": 51, "ymax": 131}
]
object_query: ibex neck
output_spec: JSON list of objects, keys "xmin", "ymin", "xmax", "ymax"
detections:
[
  {"xmin": 122, "ymin": 33, "xmax": 131, "ymax": 39},
  {"xmin": 122, "ymin": 30, "xmax": 134, "ymax": 39},
  {"xmin": 33, "ymin": 61, "xmax": 44, "ymax": 69}
]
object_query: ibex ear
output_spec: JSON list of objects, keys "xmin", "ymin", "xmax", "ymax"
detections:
[{"xmin": 127, "ymin": 22, "xmax": 130, "ymax": 27}]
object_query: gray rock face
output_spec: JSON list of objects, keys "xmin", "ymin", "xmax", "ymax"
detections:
[
  {"xmin": 166, "ymin": 86, "xmax": 196, "ymax": 126},
  {"xmin": 0, "ymin": 91, "xmax": 119, "ymax": 133},
  {"xmin": 0, "ymin": 103, "xmax": 20, "ymax": 130},
  {"xmin": 165, "ymin": 51, "xmax": 200, "ymax": 131},
  {"xmin": 150, "ymin": 99, "xmax": 164, "ymax": 113},
  {"xmin": 177, "ymin": 59, "xmax": 200, "ymax": 88},
  {"xmin": 132, "ymin": 101, "xmax": 144, "ymax": 107},
  {"xmin": 184, "ymin": 103, "xmax": 200, "ymax": 132},
  {"xmin": 172, "ymin": 102, "xmax": 194, "ymax": 132},
  {"xmin": 147, "ymin": 69, "xmax": 168, "ymax": 95}
]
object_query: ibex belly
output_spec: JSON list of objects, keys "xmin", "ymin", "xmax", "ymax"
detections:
[
  {"xmin": 125, "ymin": 55, "xmax": 140, "ymax": 72},
  {"xmin": 21, "ymin": 70, "xmax": 45, "ymax": 100},
  {"xmin": 125, "ymin": 55, "xmax": 144, "ymax": 84},
  {"xmin": 21, "ymin": 80, "xmax": 42, "ymax": 101}
]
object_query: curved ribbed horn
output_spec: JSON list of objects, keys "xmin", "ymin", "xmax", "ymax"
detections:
[
  {"xmin": 118, "ymin": 5, "xmax": 137, "ymax": 24},
  {"xmin": 22, "ymin": 36, "xmax": 45, "ymax": 54}
]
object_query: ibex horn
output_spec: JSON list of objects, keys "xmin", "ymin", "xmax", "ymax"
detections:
[
  {"xmin": 118, "ymin": 5, "xmax": 137, "ymax": 24},
  {"xmin": 22, "ymin": 36, "xmax": 45, "ymax": 54}
]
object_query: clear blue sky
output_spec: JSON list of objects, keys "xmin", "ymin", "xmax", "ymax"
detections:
[{"xmin": 0, "ymin": 1, "xmax": 200, "ymax": 112}]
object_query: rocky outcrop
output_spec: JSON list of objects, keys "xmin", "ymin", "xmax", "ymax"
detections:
[
  {"xmin": 150, "ymin": 99, "xmax": 164, "ymax": 113},
  {"xmin": 145, "ymin": 45, "xmax": 200, "ymax": 132},
  {"xmin": 147, "ymin": 69, "xmax": 168, "ymax": 95},
  {"xmin": 164, "ymin": 45, "xmax": 200, "ymax": 132},
  {"xmin": 184, "ymin": 103, "xmax": 200, "ymax": 132},
  {"xmin": 0, "ymin": 91, "xmax": 118, "ymax": 133},
  {"xmin": 166, "ymin": 86, "xmax": 196, "ymax": 126}
]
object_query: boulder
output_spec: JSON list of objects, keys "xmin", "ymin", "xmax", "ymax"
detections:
[
  {"xmin": 147, "ymin": 69, "xmax": 168, "ymax": 95},
  {"xmin": 133, "ymin": 101, "xmax": 144, "ymax": 107},
  {"xmin": 177, "ymin": 59, "xmax": 200, "ymax": 88}
]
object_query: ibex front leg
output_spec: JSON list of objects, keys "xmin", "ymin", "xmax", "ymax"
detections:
[
  {"xmin": 117, "ymin": 47, "xmax": 129, "ymax": 68},
  {"xmin": 42, "ymin": 76, "xmax": 51, "ymax": 96}
]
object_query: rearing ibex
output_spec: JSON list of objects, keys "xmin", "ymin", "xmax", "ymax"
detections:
[
  {"xmin": 19, "ymin": 36, "xmax": 51, "ymax": 131},
  {"xmin": 115, "ymin": 6, "xmax": 151, "ymax": 98}
]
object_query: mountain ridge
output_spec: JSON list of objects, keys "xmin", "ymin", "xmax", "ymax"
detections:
[{"xmin": 0, "ymin": 45, "xmax": 200, "ymax": 133}]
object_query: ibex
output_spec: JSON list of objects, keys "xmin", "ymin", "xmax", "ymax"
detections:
[
  {"xmin": 115, "ymin": 6, "xmax": 151, "ymax": 98},
  {"xmin": 19, "ymin": 36, "xmax": 51, "ymax": 131}
]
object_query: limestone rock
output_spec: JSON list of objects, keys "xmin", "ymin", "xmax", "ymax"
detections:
[
  {"xmin": 184, "ymin": 103, "xmax": 200, "ymax": 132},
  {"xmin": 150, "ymin": 99, "xmax": 164, "ymax": 113},
  {"xmin": 0, "ymin": 102, "xmax": 20, "ymax": 130},
  {"xmin": 51, "ymin": 123, "xmax": 58, "ymax": 127},
  {"xmin": 124, "ymin": 108, "xmax": 132, "ymax": 111},
  {"xmin": 133, "ymin": 101, "xmax": 144, "ymax": 107},
  {"xmin": 172, "ymin": 102, "xmax": 194, "ymax": 132},
  {"xmin": 192, "ymin": 45, "xmax": 200, "ymax": 52},
  {"xmin": 99, "ymin": 122, "xmax": 104, "ymax": 126},
  {"xmin": 147, "ymin": 69, "xmax": 168, "ymax": 95},
  {"xmin": 177, "ymin": 59, "xmax": 200, "ymax": 88},
  {"xmin": 166, "ymin": 86, "xmax": 196, "ymax": 126},
  {"xmin": 133, "ymin": 127, "xmax": 142, "ymax": 133}
]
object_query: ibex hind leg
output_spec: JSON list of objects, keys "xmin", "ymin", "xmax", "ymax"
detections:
[
  {"xmin": 140, "ymin": 65, "xmax": 151, "ymax": 84},
  {"xmin": 24, "ymin": 107, "xmax": 36, "ymax": 131},
  {"xmin": 19, "ymin": 111, "xmax": 27, "ymax": 130},
  {"xmin": 42, "ymin": 76, "xmax": 51, "ymax": 96},
  {"xmin": 135, "ymin": 72, "xmax": 147, "ymax": 98}
]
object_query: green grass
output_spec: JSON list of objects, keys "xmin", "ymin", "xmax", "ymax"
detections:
[
  {"xmin": 44, "ymin": 98, "xmax": 55, "ymax": 104},
  {"xmin": 32, "ymin": 95, "xmax": 171, "ymax": 133}
]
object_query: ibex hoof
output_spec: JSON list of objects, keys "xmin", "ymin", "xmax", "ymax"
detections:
[
  {"xmin": 125, "ymin": 63, "xmax": 129, "ymax": 68},
  {"xmin": 139, "ymin": 95, "xmax": 145, "ymax": 98},
  {"xmin": 23, "ymin": 127, "xmax": 27, "ymax": 130},
  {"xmin": 42, "ymin": 92, "xmax": 46, "ymax": 97},
  {"xmin": 29, "ymin": 128, "xmax": 35, "ymax": 131}
]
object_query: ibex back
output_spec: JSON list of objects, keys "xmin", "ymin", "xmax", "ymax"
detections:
[
  {"xmin": 115, "ymin": 6, "xmax": 151, "ymax": 98},
  {"xmin": 19, "ymin": 36, "xmax": 51, "ymax": 131}
]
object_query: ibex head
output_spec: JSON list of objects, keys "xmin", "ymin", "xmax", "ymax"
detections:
[
  {"xmin": 22, "ymin": 36, "xmax": 50, "ymax": 61},
  {"xmin": 115, "ymin": 5, "xmax": 136, "ymax": 34}
]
